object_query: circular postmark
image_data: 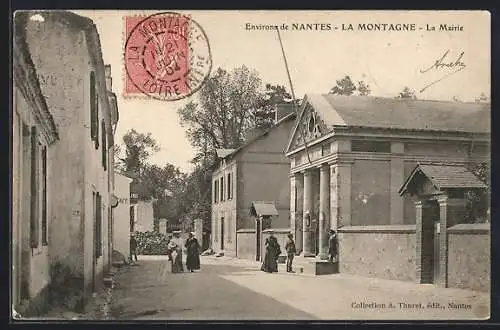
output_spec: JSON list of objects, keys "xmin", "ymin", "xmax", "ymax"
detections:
[{"xmin": 124, "ymin": 12, "xmax": 212, "ymax": 101}]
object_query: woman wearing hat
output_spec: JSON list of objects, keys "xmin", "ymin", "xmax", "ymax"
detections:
[
  {"xmin": 167, "ymin": 230, "xmax": 184, "ymax": 273},
  {"xmin": 261, "ymin": 230, "xmax": 281, "ymax": 273},
  {"xmin": 185, "ymin": 232, "xmax": 201, "ymax": 272}
]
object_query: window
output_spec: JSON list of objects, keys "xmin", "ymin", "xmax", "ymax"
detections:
[
  {"xmin": 220, "ymin": 177, "xmax": 224, "ymax": 201},
  {"xmin": 95, "ymin": 192, "xmax": 102, "ymax": 258},
  {"xmin": 101, "ymin": 120, "xmax": 107, "ymax": 170},
  {"xmin": 227, "ymin": 173, "xmax": 231, "ymax": 200},
  {"xmin": 90, "ymin": 72, "xmax": 97, "ymax": 141},
  {"xmin": 214, "ymin": 180, "xmax": 218, "ymax": 203},
  {"xmin": 351, "ymin": 140, "xmax": 391, "ymax": 153},
  {"xmin": 30, "ymin": 126, "xmax": 39, "ymax": 248},
  {"xmin": 41, "ymin": 146, "xmax": 47, "ymax": 246}
]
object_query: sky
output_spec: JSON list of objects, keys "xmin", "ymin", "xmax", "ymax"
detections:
[{"xmin": 74, "ymin": 10, "xmax": 490, "ymax": 173}]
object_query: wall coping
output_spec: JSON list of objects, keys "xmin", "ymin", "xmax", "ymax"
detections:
[
  {"xmin": 263, "ymin": 228, "xmax": 291, "ymax": 234},
  {"xmin": 448, "ymin": 223, "xmax": 490, "ymax": 234},
  {"xmin": 236, "ymin": 229, "xmax": 256, "ymax": 234},
  {"xmin": 338, "ymin": 224, "xmax": 416, "ymax": 234}
]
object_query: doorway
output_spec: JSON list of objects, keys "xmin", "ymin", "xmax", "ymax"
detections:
[{"xmin": 220, "ymin": 217, "xmax": 225, "ymax": 251}]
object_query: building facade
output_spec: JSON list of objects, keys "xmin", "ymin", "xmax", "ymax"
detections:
[
  {"xmin": 112, "ymin": 172, "xmax": 133, "ymax": 262},
  {"xmin": 16, "ymin": 10, "xmax": 119, "ymax": 310},
  {"xmin": 211, "ymin": 105, "xmax": 296, "ymax": 258},
  {"xmin": 12, "ymin": 22, "xmax": 59, "ymax": 314},
  {"xmin": 285, "ymin": 94, "xmax": 490, "ymax": 287}
]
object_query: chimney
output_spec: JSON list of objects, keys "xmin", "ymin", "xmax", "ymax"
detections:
[
  {"xmin": 274, "ymin": 103, "xmax": 295, "ymax": 123},
  {"xmin": 104, "ymin": 64, "xmax": 112, "ymax": 91}
]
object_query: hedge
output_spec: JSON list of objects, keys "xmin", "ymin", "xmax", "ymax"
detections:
[{"xmin": 135, "ymin": 231, "xmax": 170, "ymax": 255}]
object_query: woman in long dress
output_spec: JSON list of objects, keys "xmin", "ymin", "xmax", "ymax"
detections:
[
  {"xmin": 261, "ymin": 231, "xmax": 281, "ymax": 273},
  {"xmin": 167, "ymin": 231, "xmax": 184, "ymax": 273},
  {"xmin": 185, "ymin": 232, "xmax": 201, "ymax": 272}
]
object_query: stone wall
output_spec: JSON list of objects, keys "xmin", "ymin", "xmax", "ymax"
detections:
[
  {"xmin": 338, "ymin": 225, "xmax": 416, "ymax": 282},
  {"xmin": 447, "ymin": 224, "xmax": 490, "ymax": 292},
  {"xmin": 236, "ymin": 229, "xmax": 256, "ymax": 261}
]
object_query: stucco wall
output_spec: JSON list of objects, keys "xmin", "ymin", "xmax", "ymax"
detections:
[
  {"xmin": 113, "ymin": 173, "xmax": 132, "ymax": 260},
  {"xmin": 26, "ymin": 18, "xmax": 88, "ymax": 281},
  {"xmin": 351, "ymin": 160, "xmax": 391, "ymax": 226},
  {"xmin": 262, "ymin": 229, "xmax": 289, "ymax": 260},
  {"xmin": 339, "ymin": 225, "xmax": 417, "ymax": 282},
  {"xmin": 236, "ymin": 230, "xmax": 257, "ymax": 260},
  {"xmin": 134, "ymin": 201, "xmax": 154, "ymax": 232},
  {"xmin": 447, "ymin": 224, "xmax": 490, "ymax": 292}
]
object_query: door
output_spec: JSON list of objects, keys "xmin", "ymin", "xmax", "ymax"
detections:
[
  {"xmin": 256, "ymin": 218, "xmax": 261, "ymax": 261},
  {"xmin": 92, "ymin": 192, "xmax": 97, "ymax": 293},
  {"xmin": 433, "ymin": 221, "xmax": 440, "ymax": 284},
  {"xmin": 220, "ymin": 217, "xmax": 224, "ymax": 251}
]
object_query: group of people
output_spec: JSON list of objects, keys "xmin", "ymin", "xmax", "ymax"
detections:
[
  {"xmin": 261, "ymin": 229, "xmax": 338, "ymax": 273},
  {"xmin": 167, "ymin": 231, "xmax": 202, "ymax": 273},
  {"xmin": 129, "ymin": 231, "xmax": 201, "ymax": 273}
]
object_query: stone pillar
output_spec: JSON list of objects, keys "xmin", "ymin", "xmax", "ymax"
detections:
[
  {"xmin": 437, "ymin": 197, "xmax": 466, "ymax": 288},
  {"xmin": 318, "ymin": 164, "xmax": 330, "ymax": 259},
  {"xmin": 290, "ymin": 174, "xmax": 296, "ymax": 238},
  {"xmin": 415, "ymin": 200, "xmax": 434, "ymax": 284},
  {"xmin": 330, "ymin": 161, "xmax": 352, "ymax": 227},
  {"xmin": 390, "ymin": 142, "xmax": 404, "ymax": 224},
  {"xmin": 302, "ymin": 169, "xmax": 315, "ymax": 257},
  {"xmin": 295, "ymin": 172, "xmax": 304, "ymax": 254}
]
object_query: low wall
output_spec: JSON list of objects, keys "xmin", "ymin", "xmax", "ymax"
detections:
[
  {"xmin": 262, "ymin": 228, "xmax": 290, "ymax": 259},
  {"xmin": 338, "ymin": 225, "xmax": 416, "ymax": 282},
  {"xmin": 236, "ymin": 229, "xmax": 256, "ymax": 261},
  {"xmin": 447, "ymin": 223, "xmax": 490, "ymax": 292}
]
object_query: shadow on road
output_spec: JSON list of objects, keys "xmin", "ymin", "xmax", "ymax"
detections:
[{"xmin": 110, "ymin": 259, "xmax": 316, "ymax": 320}]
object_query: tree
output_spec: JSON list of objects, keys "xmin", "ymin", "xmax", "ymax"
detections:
[
  {"xmin": 253, "ymin": 83, "xmax": 297, "ymax": 129},
  {"xmin": 357, "ymin": 81, "xmax": 371, "ymax": 96},
  {"xmin": 475, "ymin": 92, "xmax": 489, "ymax": 103},
  {"xmin": 115, "ymin": 129, "xmax": 160, "ymax": 175},
  {"xmin": 396, "ymin": 86, "xmax": 417, "ymax": 100},
  {"xmin": 465, "ymin": 162, "xmax": 490, "ymax": 223},
  {"xmin": 329, "ymin": 75, "xmax": 357, "ymax": 96}
]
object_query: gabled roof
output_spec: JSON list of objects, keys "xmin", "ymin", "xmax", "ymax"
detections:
[
  {"xmin": 215, "ymin": 111, "xmax": 296, "ymax": 162},
  {"xmin": 399, "ymin": 164, "xmax": 487, "ymax": 196},
  {"xmin": 13, "ymin": 12, "xmax": 59, "ymax": 144},
  {"xmin": 286, "ymin": 93, "xmax": 490, "ymax": 153},
  {"xmin": 21, "ymin": 10, "xmax": 115, "ymax": 146},
  {"xmin": 250, "ymin": 201, "xmax": 279, "ymax": 217},
  {"xmin": 216, "ymin": 148, "xmax": 236, "ymax": 158}
]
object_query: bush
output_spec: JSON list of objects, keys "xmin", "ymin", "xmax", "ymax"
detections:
[{"xmin": 135, "ymin": 231, "xmax": 171, "ymax": 255}]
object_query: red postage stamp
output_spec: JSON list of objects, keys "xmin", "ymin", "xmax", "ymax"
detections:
[{"xmin": 124, "ymin": 12, "xmax": 212, "ymax": 101}]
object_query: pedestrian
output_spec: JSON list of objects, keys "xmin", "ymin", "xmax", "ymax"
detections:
[
  {"xmin": 167, "ymin": 230, "xmax": 184, "ymax": 273},
  {"xmin": 285, "ymin": 232, "xmax": 296, "ymax": 273},
  {"xmin": 185, "ymin": 232, "xmax": 201, "ymax": 272},
  {"xmin": 328, "ymin": 229, "xmax": 338, "ymax": 262},
  {"xmin": 129, "ymin": 232, "xmax": 138, "ymax": 263},
  {"xmin": 261, "ymin": 230, "xmax": 281, "ymax": 273}
]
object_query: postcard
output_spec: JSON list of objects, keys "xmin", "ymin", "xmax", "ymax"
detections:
[{"xmin": 12, "ymin": 9, "xmax": 490, "ymax": 321}]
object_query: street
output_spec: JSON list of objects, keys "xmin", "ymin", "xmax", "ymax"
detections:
[{"xmin": 108, "ymin": 256, "xmax": 490, "ymax": 321}]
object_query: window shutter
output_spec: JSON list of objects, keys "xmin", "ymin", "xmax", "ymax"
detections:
[
  {"xmin": 42, "ymin": 146, "xmax": 48, "ymax": 245},
  {"xmin": 30, "ymin": 126, "xmax": 39, "ymax": 248},
  {"xmin": 101, "ymin": 120, "xmax": 107, "ymax": 170},
  {"xmin": 95, "ymin": 96, "xmax": 100, "ymax": 150},
  {"xmin": 90, "ymin": 72, "xmax": 97, "ymax": 140}
]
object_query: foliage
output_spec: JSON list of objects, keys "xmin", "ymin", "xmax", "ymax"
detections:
[
  {"xmin": 357, "ymin": 80, "xmax": 371, "ymax": 96},
  {"xmin": 465, "ymin": 162, "xmax": 490, "ymax": 223},
  {"xmin": 396, "ymin": 86, "xmax": 417, "ymax": 100},
  {"xmin": 177, "ymin": 66, "xmax": 296, "ymax": 232},
  {"xmin": 329, "ymin": 75, "xmax": 357, "ymax": 96},
  {"xmin": 115, "ymin": 129, "xmax": 160, "ymax": 174},
  {"xmin": 135, "ymin": 231, "xmax": 171, "ymax": 255}
]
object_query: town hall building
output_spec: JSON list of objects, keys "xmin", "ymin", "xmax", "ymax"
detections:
[{"xmin": 285, "ymin": 94, "xmax": 490, "ymax": 291}]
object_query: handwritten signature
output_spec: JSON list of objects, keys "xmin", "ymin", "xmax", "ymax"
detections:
[{"xmin": 419, "ymin": 50, "xmax": 466, "ymax": 92}]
